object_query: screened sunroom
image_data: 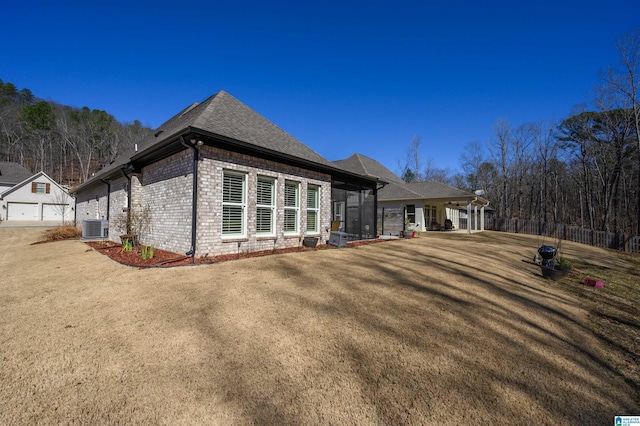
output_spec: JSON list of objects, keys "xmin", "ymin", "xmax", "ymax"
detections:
[{"xmin": 331, "ymin": 179, "xmax": 377, "ymax": 241}]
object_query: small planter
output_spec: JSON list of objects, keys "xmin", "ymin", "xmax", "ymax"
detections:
[
  {"xmin": 303, "ymin": 237, "xmax": 318, "ymax": 248},
  {"xmin": 541, "ymin": 265, "xmax": 571, "ymax": 280},
  {"xmin": 402, "ymin": 231, "xmax": 412, "ymax": 238}
]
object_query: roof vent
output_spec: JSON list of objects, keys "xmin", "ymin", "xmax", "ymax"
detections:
[{"xmin": 154, "ymin": 130, "xmax": 164, "ymax": 137}]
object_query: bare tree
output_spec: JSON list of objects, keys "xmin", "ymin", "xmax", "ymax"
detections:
[
  {"xmin": 397, "ymin": 135, "xmax": 423, "ymax": 182},
  {"xmin": 603, "ymin": 28, "xmax": 640, "ymax": 233},
  {"xmin": 489, "ymin": 119, "xmax": 512, "ymax": 218},
  {"xmin": 423, "ymin": 156, "xmax": 452, "ymax": 184},
  {"xmin": 459, "ymin": 140, "xmax": 486, "ymax": 190}
]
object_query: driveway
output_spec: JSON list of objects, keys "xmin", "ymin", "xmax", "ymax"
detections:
[{"xmin": 0, "ymin": 228, "xmax": 637, "ymax": 424}]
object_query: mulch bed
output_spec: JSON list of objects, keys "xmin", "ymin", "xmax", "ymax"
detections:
[{"xmin": 85, "ymin": 238, "xmax": 390, "ymax": 268}]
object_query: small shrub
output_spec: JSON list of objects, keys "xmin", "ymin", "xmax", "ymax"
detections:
[
  {"xmin": 140, "ymin": 245, "xmax": 154, "ymax": 260},
  {"xmin": 42, "ymin": 225, "xmax": 82, "ymax": 241}
]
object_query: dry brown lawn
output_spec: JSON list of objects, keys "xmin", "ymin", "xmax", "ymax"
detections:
[{"xmin": 1, "ymin": 228, "xmax": 638, "ymax": 425}]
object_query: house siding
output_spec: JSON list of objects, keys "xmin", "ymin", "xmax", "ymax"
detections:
[
  {"xmin": 141, "ymin": 151, "xmax": 193, "ymax": 255},
  {"xmin": 74, "ymin": 184, "xmax": 108, "ymax": 223},
  {"xmin": 196, "ymin": 146, "xmax": 331, "ymax": 257},
  {"xmin": 73, "ymin": 147, "xmax": 332, "ymax": 256}
]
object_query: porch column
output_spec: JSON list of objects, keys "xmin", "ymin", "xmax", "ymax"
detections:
[
  {"xmin": 467, "ymin": 201, "xmax": 472, "ymax": 234},
  {"xmin": 474, "ymin": 205, "xmax": 479, "ymax": 231},
  {"xmin": 480, "ymin": 205, "xmax": 485, "ymax": 231}
]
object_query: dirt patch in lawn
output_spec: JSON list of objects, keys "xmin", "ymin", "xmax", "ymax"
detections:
[{"xmin": 2, "ymin": 228, "xmax": 638, "ymax": 424}]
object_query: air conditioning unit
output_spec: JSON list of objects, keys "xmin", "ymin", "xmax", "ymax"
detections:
[
  {"xmin": 329, "ymin": 231, "xmax": 348, "ymax": 248},
  {"xmin": 82, "ymin": 219, "xmax": 109, "ymax": 239}
]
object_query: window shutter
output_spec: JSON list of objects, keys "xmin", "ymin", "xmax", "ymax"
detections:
[
  {"xmin": 45, "ymin": 183, "xmax": 50, "ymax": 194},
  {"xmin": 306, "ymin": 211, "xmax": 318, "ymax": 232},
  {"xmin": 222, "ymin": 171, "xmax": 246, "ymax": 236},
  {"xmin": 306, "ymin": 186, "xmax": 319, "ymax": 232},
  {"xmin": 284, "ymin": 210, "xmax": 297, "ymax": 232},
  {"xmin": 222, "ymin": 206, "xmax": 244, "ymax": 234},
  {"xmin": 223, "ymin": 174, "xmax": 244, "ymax": 203},
  {"xmin": 284, "ymin": 182, "xmax": 298, "ymax": 207},
  {"xmin": 256, "ymin": 208, "xmax": 272, "ymax": 233},
  {"xmin": 256, "ymin": 179, "xmax": 273, "ymax": 205},
  {"xmin": 31, "ymin": 182, "xmax": 37, "ymax": 193}
]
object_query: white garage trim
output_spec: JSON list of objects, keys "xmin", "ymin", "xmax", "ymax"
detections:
[{"xmin": 7, "ymin": 202, "xmax": 39, "ymax": 220}]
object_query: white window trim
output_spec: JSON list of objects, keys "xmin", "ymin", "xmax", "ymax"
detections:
[
  {"xmin": 256, "ymin": 176, "xmax": 276, "ymax": 236},
  {"xmin": 306, "ymin": 185, "xmax": 320, "ymax": 234},
  {"xmin": 222, "ymin": 171, "xmax": 247, "ymax": 238},
  {"xmin": 284, "ymin": 181, "xmax": 300, "ymax": 235}
]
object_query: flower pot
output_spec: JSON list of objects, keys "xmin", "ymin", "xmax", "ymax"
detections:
[{"xmin": 303, "ymin": 237, "xmax": 318, "ymax": 248}]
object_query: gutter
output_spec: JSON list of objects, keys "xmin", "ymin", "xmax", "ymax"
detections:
[{"xmin": 180, "ymin": 136, "xmax": 201, "ymax": 260}]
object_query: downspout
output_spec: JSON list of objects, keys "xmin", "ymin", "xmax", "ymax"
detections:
[
  {"xmin": 100, "ymin": 179, "xmax": 111, "ymax": 220},
  {"xmin": 180, "ymin": 136, "xmax": 201, "ymax": 259},
  {"xmin": 121, "ymin": 168, "xmax": 132, "ymax": 234}
]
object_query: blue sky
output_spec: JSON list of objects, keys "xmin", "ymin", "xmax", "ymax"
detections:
[{"xmin": 2, "ymin": 0, "xmax": 638, "ymax": 176}]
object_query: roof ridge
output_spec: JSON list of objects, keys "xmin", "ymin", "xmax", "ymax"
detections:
[{"xmin": 354, "ymin": 153, "xmax": 371, "ymax": 177}]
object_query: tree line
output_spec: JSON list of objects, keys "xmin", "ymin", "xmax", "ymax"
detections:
[
  {"xmin": 399, "ymin": 29, "xmax": 640, "ymax": 235},
  {"xmin": 0, "ymin": 79, "xmax": 153, "ymax": 186}
]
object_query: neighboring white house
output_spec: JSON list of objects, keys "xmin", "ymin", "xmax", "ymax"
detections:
[
  {"xmin": 0, "ymin": 161, "xmax": 33, "ymax": 194},
  {"xmin": 333, "ymin": 153, "xmax": 490, "ymax": 235},
  {"xmin": 0, "ymin": 171, "xmax": 74, "ymax": 223}
]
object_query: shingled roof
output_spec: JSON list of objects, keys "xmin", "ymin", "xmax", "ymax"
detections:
[
  {"xmin": 74, "ymin": 90, "xmax": 349, "ymax": 192},
  {"xmin": 0, "ymin": 162, "xmax": 33, "ymax": 187},
  {"xmin": 332, "ymin": 153, "xmax": 404, "ymax": 185},
  {"xmin": 404, "ymin": 181, "xmax": 478, "ymax": 199},
  {"xmin": 379, "ymin": 180, "xmax": 485, "ymax": 202},
  {"xmin": 377, "ymin": 182, "xmax": 422, "ymax": 201}
]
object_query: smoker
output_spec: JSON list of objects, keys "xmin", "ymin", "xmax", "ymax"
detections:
[{"xmin": 536, "ymin": 245, "xmax": 557, "ymax": 268}]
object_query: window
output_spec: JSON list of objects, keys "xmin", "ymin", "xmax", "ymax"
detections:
[
  {"xmin": 406, "ymin": 204, "xmax": 416, "ymax": 223},
  {"xmin": 31, "ymin": 182, "xmax": 49, "ymax": 194},
  {"xmin": 306, "ymin": 185, "xmax": 319, "ymax": 233},
  {"xmin": 424, "ymin": 205, "xmax": 437, "ymax": 224},
  {"xmin": 222, "ymin": 171, "xmax": 246, "ymax": 237},
  {"xmin": 284, "ymin": 181, "xmax": 299, "ymax": 234},
  {"xmin": 256, "ymin": 177, "xmax": 275, "ymax": 235}
]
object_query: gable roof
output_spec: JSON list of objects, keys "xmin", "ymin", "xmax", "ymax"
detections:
[
  {"xmin": 332, "ymin": 153, "xmax": 405, "ymax": 185},
  {"xmin": 334, "ymin": 153, "xmax": 487, "ymax": 204},
  {"xmin": 74, "ymin": 90, "xmax": 361, "ymax": 193},
  {"xmin": 405, "ymin": 181, "xmax": 478, "ymax": 199},
  {"xmin": 377, "ymin": 182, "xmax": 422, "ymax": 201},
  {"xmin": 379, "ymin": 179, "xmax": 488, "ymax": 203},
  {"xmin": 0, "ymin": 171, "xmax": 70, "ymax": 199},
  {"xmin": 0, "ymin": 162, "xmax": 33, "ymax": 186}
]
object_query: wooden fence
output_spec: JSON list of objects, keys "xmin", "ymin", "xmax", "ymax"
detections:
[{"xmin": 479, "ymin": 218, "xmax": 640, "ymax": 254}]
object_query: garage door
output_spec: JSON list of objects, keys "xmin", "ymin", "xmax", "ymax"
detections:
[
  {"xmin": 7, "ymin": 202, "xmax": 39, "ymax": 220},
  {"xmin": 42, "ymin": 204, "xmax": 69, "ymax": 221}
]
